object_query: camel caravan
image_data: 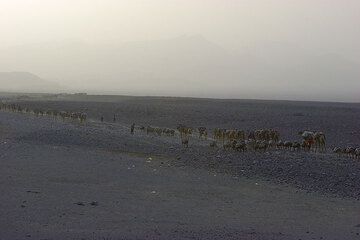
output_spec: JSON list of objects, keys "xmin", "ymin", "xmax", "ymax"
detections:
[
  {"xmin": 333, "ymin": 146, "xmax": 360, "ymax": 159},
  {"xmin": 137, "ymin": 124, "xmax": 194, "ymax": 148},
  {"xmin": 4, "ymin": 101, "xmax": 360, "ymax": 158},
  {"xmin": 134, "ymin": 123, "xmax": 331, "ymax": 154},
  {"xmin": 206, "ymin": 128, "xmax": 328, "ymax": 154},
  {"xmin": 0, "ymin": 103, "xmax": 87, "ymax": 123},
  {"xmin": 211, "ymin": 129, "xmax": 327, "ymax": 153},
  {"xmin": 211, "ymin": 128, "xmax": 280, "ymax": 152},
  {"xmin": 144, "ymin": 126, "xmax": 176, "ymax": 137}
]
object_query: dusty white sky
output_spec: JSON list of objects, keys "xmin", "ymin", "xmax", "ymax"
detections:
[
  {"xmin": 1, "ymin": 0, "xmax": 358, "ymax": 51},
  {"xmin": 0, "ymin": 0, "xmax": 359, "ymax": 101}
]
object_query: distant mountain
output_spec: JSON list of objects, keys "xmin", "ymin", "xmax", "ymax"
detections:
[
  {"xmin": 0, "ymin": 72, "xmax": 63, "ymax": 93},
  {"xmin": 0, "ymin": 36, "xmax": 359, "ymax": 101}
]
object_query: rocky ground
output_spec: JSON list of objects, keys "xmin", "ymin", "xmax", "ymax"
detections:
[
  {"xmin": 1, "ymin": 96, "xmax": 360, "ymax": 239},
  {"xmin": 14, "ymin": 96, "xmax": 360, "ymax": 147}
]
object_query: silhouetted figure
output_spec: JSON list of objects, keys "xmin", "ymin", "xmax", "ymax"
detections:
[
  {"xmin": 113, "ymin": 114, "xmax": 116, "ymax": 122},
  {"xmin": 101, "ymin": 116, "xmax": 104, "ymax": 122},
  {"xmin": 130, "ymin": 123, "xmax": 135, "ymax": 135}
]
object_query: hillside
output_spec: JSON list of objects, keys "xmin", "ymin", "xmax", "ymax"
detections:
[{"xmin": 0, "ymin": 72, "xmax": 63, "ymax": 93}]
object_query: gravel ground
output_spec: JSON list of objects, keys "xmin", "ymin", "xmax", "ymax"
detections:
[
  {"xmin": 8, "ymin": 97, "xmax": 360, "ymax": 199},
  {"xmin": 14, "ymin": 96, "xmax": 360, "ymax": 147},
  {"xmin": 1, "ymin": 96, "xmax": 360, "ymax": 239}
]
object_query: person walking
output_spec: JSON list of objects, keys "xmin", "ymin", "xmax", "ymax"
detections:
[{"xmin": 130, "ymin": 123, "xmax": 135, "ymax": 135}]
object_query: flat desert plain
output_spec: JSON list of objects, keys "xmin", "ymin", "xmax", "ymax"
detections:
[{"xmin": 1, "ymin": 95, "xmax": 360, "ymax": 240}]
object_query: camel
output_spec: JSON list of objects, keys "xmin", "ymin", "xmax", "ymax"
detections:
[
  {"xmin": 198, "ymin": 127, "xmax": 207, "ymax": 140},
  {"xmin": 314, "ymin": 132, "xmax": 326, "ymax": 152}
]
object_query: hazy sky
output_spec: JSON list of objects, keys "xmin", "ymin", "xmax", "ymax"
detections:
[
  {"xmin": 0, "ymin": 0, "xmax": 359, "ymax": 101},
  {"xmin": 1, "ymin": 0, "xmax": 359, "ymax": 52}
]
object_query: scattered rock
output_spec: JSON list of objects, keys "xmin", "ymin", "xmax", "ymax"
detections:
[{"xmin": 27, "ymin": 190, "xmax": 40, "ymax": 194}]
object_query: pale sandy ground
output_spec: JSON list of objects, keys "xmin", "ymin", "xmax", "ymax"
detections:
[{"xmin": 1, "ymin": 111, "xmax": 360, "ymax": 240}]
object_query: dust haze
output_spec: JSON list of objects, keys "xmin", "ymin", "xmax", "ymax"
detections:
[{"xmin": 0, "ymin": 0, "xmax": 359, "ymax": 102}]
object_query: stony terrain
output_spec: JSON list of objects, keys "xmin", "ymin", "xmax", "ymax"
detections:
[
  {"xmin": 14, "ymin": 96, "xmax": 360, "ymax": 147},
  {"xmin": 11, "ymin": 96, "xmax": 360, "ymax": 199},
  {"xmin": 1, "ymin": 95, "xmax": 360, "ymax": 239}
]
